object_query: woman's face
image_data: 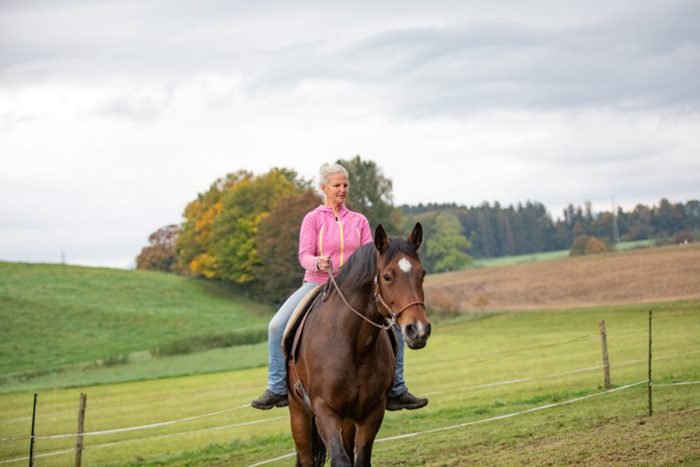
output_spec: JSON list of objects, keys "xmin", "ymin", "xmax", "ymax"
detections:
[{"xmin": 322, "ymin": 173, "xmax": 349, "ymax": 207}]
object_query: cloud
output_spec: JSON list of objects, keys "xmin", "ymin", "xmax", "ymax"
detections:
[
  {"xmin": 98, "ymin": 91, "xmax": 168, "ymax": 122},
  {"xmin": 1, "ymin": 0, "xmax": 699, "ymax": 267}
]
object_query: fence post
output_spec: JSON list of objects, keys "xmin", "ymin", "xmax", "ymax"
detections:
[
  {"xmin": 75, "ymin": 393, "xmax": 87, "ymax": 467},
  {"xmin": 648, "ymin": 310, "xmax": 653, "ymax": 416},
  {"xmin": 29, "ymin": 393, "xmax": 37, "ymax": 467},
  {"xmin": 599, "ymin": 320, "xmax": 611, "ymax": 389}
]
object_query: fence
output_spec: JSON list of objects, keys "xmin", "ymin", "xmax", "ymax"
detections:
[{"xmin": 1, "ymin": 309, "xmax": 698, "ymax": 466}]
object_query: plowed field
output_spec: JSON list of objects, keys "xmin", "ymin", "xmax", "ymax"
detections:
[{"xmin": 425, "ymin": 243, "xmax": 700, "ymax": 311}]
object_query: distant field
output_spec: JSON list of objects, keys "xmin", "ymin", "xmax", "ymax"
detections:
[
  {"xmin": 1, "ymin": 301, "xmax": 697, "ymax": 465},
  {"xmin": 472, "ymin": 239, "xmax": 654, "ymax": 268},
  {"xmin": 427, "ymin": 242, "xmax": 700, "ymax": 312},
  {"xmin": 0, "ymin": 262, "xmax": 271, "ymax": 379}
]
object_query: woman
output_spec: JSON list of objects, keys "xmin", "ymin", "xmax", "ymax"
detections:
[{"xmin": 252, "ymin": 162, "xmax": 427, "ymax": 411}]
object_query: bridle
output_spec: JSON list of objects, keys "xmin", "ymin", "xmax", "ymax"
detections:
[{"xmin": 323, "ymin": 260, "xmax": 425, "ymax": 330}]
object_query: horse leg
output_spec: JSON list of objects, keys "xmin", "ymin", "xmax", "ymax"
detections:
[
  {"xmin": 353, "ymin": 405, "xmax": 386, "ymax": 467},
  {"xmin": 313, "ymin": 404, "xmax": 352, "ymax": 466},
  {"xmin": 341, "ymin": 420, "xmax": 357, "ymax": 465},
  {"xmin": 289, "ymin": 400, "xmax": 315, "ymax": 467}
]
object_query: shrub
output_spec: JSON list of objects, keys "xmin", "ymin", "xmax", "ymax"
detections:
[
  {"xmin": 151, "ymin": 328, "xmax": 268, "ymax": 357},
  {"xmin": 569, "ymin": 235, "xmax": 609, "ymax": 257},
  {"xmin": 672, "ymin": 230, "xmax": 695, "ymax": 244},
  {"xmin": 426, "ymin": 290, "xmax": 460, "ymax": 318}
]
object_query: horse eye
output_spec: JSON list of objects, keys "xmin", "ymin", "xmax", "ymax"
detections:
[{"xmin": 383, "ymin": 274, "xmax": 392, "ymax": 282}]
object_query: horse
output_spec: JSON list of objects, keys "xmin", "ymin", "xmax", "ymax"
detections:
[{"xmin": 287, "ymin": 223, "xmax": 431, "ymax": 466}]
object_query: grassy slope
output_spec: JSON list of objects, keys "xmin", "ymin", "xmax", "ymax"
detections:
[
  {"xmin": 0, "ymin": 262, "xmax": 271, "ymax": 375},
  {"xmin": 472, "ymin": 239, "xmax": 654, "ymax": 268},
  {"xmin": 1, "ymin": 301, "xmax": 697, "ymax": 465}
]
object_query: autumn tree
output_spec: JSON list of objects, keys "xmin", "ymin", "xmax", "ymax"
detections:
[
  {"xmin": 256, "ymin": 190, "xmax": 321, "ymax": 303},
  {"xmin": 212, "ymin": 169, "xmax": 302, "ymax": 286},
  {"xmin": 177, "ymin": 171, "xmax": 250, "ymax": 278},
  {"xmin": 136, "ymin": 224, "xmax": 180, "ymax": 272},
  {"xmin": 569, "ymin": 235, "xmax": 608, "ymax": 256}
]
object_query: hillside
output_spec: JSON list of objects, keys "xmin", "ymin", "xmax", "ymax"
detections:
[
  {"xmin": 425, "ymin": 243, "xmax": 700, "ymax": 311},
  {"xmin": 0, "ymin": 262, "xmax": 271, "ymax": 376}
]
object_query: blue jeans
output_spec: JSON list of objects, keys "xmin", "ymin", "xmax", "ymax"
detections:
[{"xmin": 266, "ymin": 281, "xmax": 407, "ymax": 395}]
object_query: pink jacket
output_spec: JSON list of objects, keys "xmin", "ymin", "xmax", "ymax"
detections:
[{"xmin": 298, "ymin": 205, "xmax": 373, "ymax": 283}]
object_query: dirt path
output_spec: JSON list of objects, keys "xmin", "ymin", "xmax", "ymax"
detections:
[{"xmin": 425, "ymin": 243, "xmax": 700, "ymax": 311}]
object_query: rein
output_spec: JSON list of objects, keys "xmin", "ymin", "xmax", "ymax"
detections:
[{"xmin": 323, "ymin": 261, "xmax": 425, "ymax": 330}]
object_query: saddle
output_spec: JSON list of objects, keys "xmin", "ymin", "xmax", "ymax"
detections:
[
  {"xmin": 282, "ymin": 284, "xmax": 399, "ymax": 363},
  {"xmin": 282, "ymin": 285, "xmax": 323, "ymax": 360}
]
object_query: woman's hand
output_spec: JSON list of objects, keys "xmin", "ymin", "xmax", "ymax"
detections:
[{"xmin": 317, "ymin": 255, "xmax": 331, "ymax": 271}]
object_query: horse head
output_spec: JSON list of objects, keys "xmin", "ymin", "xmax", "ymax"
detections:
[{"xmin": 374, "ymin": 223, "xmax": 431, "ymax": 349}]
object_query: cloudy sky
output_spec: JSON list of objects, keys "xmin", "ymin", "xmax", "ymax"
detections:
[{"xmin": 1, "ymin": 0, "xmax": 699, "ymax": 268}]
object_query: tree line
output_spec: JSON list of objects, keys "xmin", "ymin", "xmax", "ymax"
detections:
[
  {"xmin": 136, "ymin": 156, "xmax": 699, "ymax": 303},
  {"xmin": 403, "ymin": 198, "xmax": 699, "ymax": 258}
]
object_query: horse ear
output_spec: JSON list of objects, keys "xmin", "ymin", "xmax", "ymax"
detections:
[
  {"xmin": 408, "ymin": 222, "xmax": 423, "ymax": 250},
  {"xmin": 374, "ymin": 224, "xmax": 389, "ymax": 254}
]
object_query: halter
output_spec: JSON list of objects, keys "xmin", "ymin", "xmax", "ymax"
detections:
[{"xmin": 324, "ymin": 261, "xmax": 426, "ymax": 330}]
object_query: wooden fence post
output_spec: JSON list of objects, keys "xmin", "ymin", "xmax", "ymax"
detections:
[
  {"xmin": 75, "ymin": 393, "xmax": 87, "ymax": 467},
  {"xmin": 599, "ymin": 320, "xmax": 611, "ymax": 389},
  {"xmin": 648, "ymin": 310, "xmax": 653, "ymax": 416},
  {"xmin": 29, "ymin": 393, "xmax": 37, "ymax": 467}
]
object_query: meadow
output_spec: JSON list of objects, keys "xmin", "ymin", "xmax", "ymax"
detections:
[
  {"xmin": 471, "ymin": 239, "xmax": 653, "ymax": 268},
  {"xmin": 1, "ymin": 300, "xmax": 698, "ymax": 465},
  {"xmin": 0, "ymin": 261, "xmax": 271, "ymax": 387}
]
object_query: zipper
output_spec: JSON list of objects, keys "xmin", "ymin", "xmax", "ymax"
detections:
[
  {"xmin": 318, "ymin": 225, "xmax": 325, "ymax": 258},
  {"xmin": 333, "ymin": 207, "xmax": 345, "ymax": 266}
]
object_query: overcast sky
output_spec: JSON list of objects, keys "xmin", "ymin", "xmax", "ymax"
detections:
[{"xmin": 1, "ymin": 0, "xmax": 699, "ymax": 268}]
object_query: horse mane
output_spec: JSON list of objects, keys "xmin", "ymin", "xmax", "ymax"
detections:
[{"xmin": 333, "ymin": 238, "xmax": 420, "ymax": 289}]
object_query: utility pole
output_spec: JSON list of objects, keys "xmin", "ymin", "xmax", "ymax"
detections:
[{"xmin": 612, "ymin": 198, "xmax": 620, "ymax": 244}]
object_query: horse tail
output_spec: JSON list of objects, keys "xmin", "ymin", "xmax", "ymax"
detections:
[{"xmin": 311, "ymin": 416, "xmax": 326, "ymax": 467}]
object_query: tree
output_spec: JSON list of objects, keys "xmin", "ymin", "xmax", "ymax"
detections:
[
  {"xmin": 256, "ymin": 190, "xmax": 321, "ymax": 303},
  {"xmin": 136, "ymin": 224, "xmax": 180, "ymax": 272},
  {"xmin": 177, "ymin": 171, "xmax": 250, "ymax": 278},
  {"xmin": 213, "ymin": 169, "xmax": 302, "ymax": 285},
  {"xmin": 569, "ymin": 235, "xmax": 608, "ymax": 257},
  {"xmin": 336, "ymin": 155, "xmax": 402, "ymax": 233},
  {"xmin": 425, "ymin": 212, "xmax": 473, "ymax": 273},
  {"xmin": 654, "ymin": 198, "xmax": 685, "ymax": 236},
  {"xmin": 176, "ymin": 168, "xmax": 309, "ymax": 293}
]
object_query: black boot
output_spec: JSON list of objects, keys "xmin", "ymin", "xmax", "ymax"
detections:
[
  {"xmin": 251, "ymin": 389, "xmax": 289, "ymax": 410},
  {"xmin": 386, "ymin": 389, "xmax": 428, "ymax": 411}
]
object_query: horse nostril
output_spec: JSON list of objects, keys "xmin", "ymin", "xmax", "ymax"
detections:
[
  {"xmin": 405, "ymin": 324, "xmax": 417, "ymax": 339},
  {"xmin": 425, "ymin": 323, "xmax": 432, "ymax": 338}
]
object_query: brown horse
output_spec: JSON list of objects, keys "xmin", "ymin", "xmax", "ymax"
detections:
[{"xmin": 287, "ymin": 223, "xmax": 431, "ymax": 466}]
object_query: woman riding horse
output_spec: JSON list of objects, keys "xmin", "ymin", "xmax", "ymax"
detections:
[
  {"xmin": 289, "ymin": 222, "xmax": 431, "ymax": 466},
  {"xmin": 252, "ymin": 162, "xmax": 427, "ymax": 411}
]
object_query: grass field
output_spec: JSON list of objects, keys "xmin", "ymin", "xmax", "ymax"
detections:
[
  {"xmin": 471, "ymin": 239, "xmax": 654, "ymax": 268},
  {"xmin": 0, "ymin": 262, "xmax": 271, "ymax": 389},
  {"xmin": 1, "ymin": 300, "xmax": 698, "ymax": 465}
]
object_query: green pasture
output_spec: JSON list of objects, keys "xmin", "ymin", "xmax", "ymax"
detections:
[
  {"xmin": 1, "ymin": 300, "xmax": 698, "ymax": 465},
  {"xmin": 472, "ymin": 239, "xmax": 654, "ymax": 268},
  {"xmin": 0, "ymin": 262, "xmax": 271, "ymax": 378}
]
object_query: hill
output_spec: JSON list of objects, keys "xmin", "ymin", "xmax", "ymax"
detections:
[
  {"xmin": 0, "ymin": 262, "xmax": 272, "ymax": 377},
  {"xmin": 425, "ymin": 243, "xmax": 700, "ymax": 311}
]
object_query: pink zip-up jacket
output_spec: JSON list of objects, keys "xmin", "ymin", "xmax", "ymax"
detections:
[{"xmin": 298, "ymin": 205, "xmax": 373, "ymax": 283}]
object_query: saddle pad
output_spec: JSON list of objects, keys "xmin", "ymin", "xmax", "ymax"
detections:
[{"xmin": 282, "ymin": 285, "xmax": 323, "ymax": 359}]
